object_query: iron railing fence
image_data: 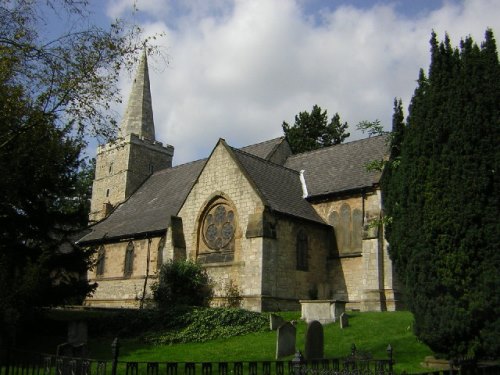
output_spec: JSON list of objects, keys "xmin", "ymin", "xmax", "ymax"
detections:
[
  {"xmin": 0, "ymin": 349, "xmax": 395, "ymax": 375},
  {"xmin": 1, "ymin": 347, "xmax": 498, "ymax": 375}
]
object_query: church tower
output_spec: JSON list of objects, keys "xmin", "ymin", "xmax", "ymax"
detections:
[{"xmin": 89, "ymin": 51, "xmax": 174, "ymax": 223}]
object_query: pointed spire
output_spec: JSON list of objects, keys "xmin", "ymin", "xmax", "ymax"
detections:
[{"xmin": 120, "ymin": 50, "xmax": 156, "ymax": 140}]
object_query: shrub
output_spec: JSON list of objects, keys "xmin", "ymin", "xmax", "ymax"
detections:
[
  {"xmin": 151, "ymin": 260, "xmax": 213, "ymax": 310},
  {"xmin": 221, "ymin": 279, "xmax": 242, "ymax": 308}
]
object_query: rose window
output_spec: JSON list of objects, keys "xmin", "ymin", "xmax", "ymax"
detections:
[{"xmin": 203, "ymin": 204, "xmax": 235, "ymax": 250}]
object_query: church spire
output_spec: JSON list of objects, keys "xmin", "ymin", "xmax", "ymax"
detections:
[{"xmin": 120, "ymin": 50, "xmax": 156, "ymax": 140}]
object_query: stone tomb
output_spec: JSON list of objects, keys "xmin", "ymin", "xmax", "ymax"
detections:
[
  {"xmin": 276, "ymin": 321, "xmax": 296, "ymax": 359},
  {"xmin": 300, "ymin": 300, "xmax": 346, "ymax": 324},
  {"xmin": 305, "ymin": 320, "xmax": 324, "ymax": 360}
]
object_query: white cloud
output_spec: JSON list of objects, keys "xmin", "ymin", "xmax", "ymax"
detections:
[{"xmin": 109, "ymin": 0, "xmax": 500, "ymax": 165}]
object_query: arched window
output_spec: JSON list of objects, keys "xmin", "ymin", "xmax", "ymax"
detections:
[
  {"xmin": 124, "ymin": 241, "xmax": 134, "ymax": 277},
  {"xmin": 157, "ymin": 236, "xmax": 165, "ymax": 270},
  {"xmin": 329, "ymin": 203, "xmax": 363, "ymax": 254},
  {"xmin": 198, "ymin": 198, "xmax": 237, "ymax": 264},
  {"xmin": 96, "ymin": 246, "xmax": 105, "ymax": 277},
  {"xmin": 296, "ymin": 230, "xmax": 308, "ymax": 271},
  {"xmin": 202, "ymin": 204, "xmax": 235, "ymax": 251}
]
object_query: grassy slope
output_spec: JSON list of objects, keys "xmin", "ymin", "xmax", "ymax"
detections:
[{"xmin": 86, "ymin": 311, "xmax": 432, "ymax": 374}]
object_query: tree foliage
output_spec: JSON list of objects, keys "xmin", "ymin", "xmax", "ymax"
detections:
[
  {"xmin": 0, "ymin": 0, "xmax": 160, "ymax": 144},
  {"xmin": 282, "ymin": 105, "xmax": 350, "ymax": 153},
  {"xmin": 152, "ymin": 260, "xmax": 213, "ymax": 310},
  {"xmin": 0, "ymin": 76, "xmax": 96, "ymax": 343},
  {"xmin": 0, "ymin": 0, "xmax": 159, "ymax": 344},
  {"xmin": 382, "ymin": 30, "xmax": 500, "ymax": 360}
]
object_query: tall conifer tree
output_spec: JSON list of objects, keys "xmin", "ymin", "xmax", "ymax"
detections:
[{"xmin": 382, "ymin": 30, "xmax": 499, "ymax": 359}]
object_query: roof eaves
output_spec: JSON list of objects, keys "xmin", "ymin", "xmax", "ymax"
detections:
[{"xmin": 78, "ymin": 228, "xmax": 168, "ymax": 246}]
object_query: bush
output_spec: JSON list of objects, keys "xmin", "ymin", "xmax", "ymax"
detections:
[
  {"xmin": 221, "ymin": 279, "xmax": 243, "ymax": 308},
  {"xmin": 151, "ymin": 260, "xmax": 213, "ymax": 310}
]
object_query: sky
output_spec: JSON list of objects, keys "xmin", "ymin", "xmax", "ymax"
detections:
[{"xmin": 91, "ymin": 0, "xmax": 498, "ymax": 165}]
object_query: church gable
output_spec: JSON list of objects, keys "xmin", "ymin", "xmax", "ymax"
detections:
[{"xmin": 178, "ymin": 139, "xmax": 266, "ymax": 262}]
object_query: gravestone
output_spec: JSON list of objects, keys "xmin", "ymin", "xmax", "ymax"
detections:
[
  {"xmin": 305, "ymin": 320, "xmax": 323, "ymax": 360},
  {"xmin": 340, "ymin": 312, "xmax": 349, "ymax": 329},
  {"xmin": 270, "ymin": 314, "xmax": 286, "ymax": 330},
  {"xmin": 276, "ymin": 322, "xmax": 296, "ymax": 359},
  {"xmin": 68, "ymin": 320, "xmax": 88, "ymax": 345}
]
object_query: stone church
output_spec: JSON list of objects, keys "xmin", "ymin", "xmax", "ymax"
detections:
[{"xmin": 78, "ymin": 52, "xmax": 401, "ymax": 312}]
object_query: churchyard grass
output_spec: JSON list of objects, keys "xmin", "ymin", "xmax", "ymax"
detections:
[{"xmin": 85, "ymin": 311, "xmax": 432, "ymax": 373}]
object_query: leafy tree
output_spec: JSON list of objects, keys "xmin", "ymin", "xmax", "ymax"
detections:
[
  {"xmin": 152, "ymin": 260, "xmax": 213, "ymax": 310},
  {"xmin": 382, "ymin": 30, "xmax": 500, "ymax": 360},
  {"xmin": 0, "ymin": 77, "xmax": 96, "ymax": 344},
  {"xmin": 282, "ymin": 105, "xmax": 350, "ymax": 153},
  {"xmin": 0, "ymin": 0, "xmax": 158, "ymax": 344},
  {"xmin": 0, "ymin": 0, "xmax": 159, "ymax": 144}
]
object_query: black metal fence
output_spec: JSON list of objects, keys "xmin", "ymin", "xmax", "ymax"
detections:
[{"xmin": 1, "ymin": 346, "xmax": 498, "ymax": 375}]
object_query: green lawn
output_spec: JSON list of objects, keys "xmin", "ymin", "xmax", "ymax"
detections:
[{"xmin": 83, "ymin": 311, "xmax": 433, "ymax": 374}]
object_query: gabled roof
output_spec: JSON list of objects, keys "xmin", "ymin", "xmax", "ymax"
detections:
[
  {"xmin": 78, "ymin": 137, "xmax": 297, "ymax": 244},
  {"xmin": 230, "ymin": 146, "xmax": 326, "ymax": 225},
  {"xmin": 78, "ymin": 159, "xmax": 206, "ymax": 244},
  {"xmin": 79, "ymin": 135, "xmax": 387, "ymax": 244},
  {"xmin": 239, "ymin": 137, "xmax": 286, "ymax": 160},
  {"xmin": 284, "ymin": 135, "xmax": 389, "ymax": 198}
]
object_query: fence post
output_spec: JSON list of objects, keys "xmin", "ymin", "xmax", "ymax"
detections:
[
  {"xmin": 292, "ymin": 351, "xmax": 304, "ymax": 375},
  {"xmin": 386, "ymin": 344, "xmax": 393, "ymax": 374},
  {"xmin": 111, "ymin": 338, "xmax": 120, "ymax": 375}
]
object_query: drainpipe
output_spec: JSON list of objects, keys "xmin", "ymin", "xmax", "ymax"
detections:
[{"xmin": 140, "ymin": 238, "xmax": 152, "ymax": 309}]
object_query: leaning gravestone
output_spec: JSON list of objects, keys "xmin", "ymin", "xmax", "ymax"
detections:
[
  {"xmin": 340, "ymin": 312, "xmax": 349, "ymax": 329},
  {"xmin": 276, "ymin": 321, "xmax": 296, "ymax": 359},
  {"xmin": 270, "ymin": 314, "xmax": 286, "ymax": 330},
  {"xmin": 68, "ymin": 320, "xmax": 88, "ymax": 345},
  {"xmin": 305, "ymin": 320, "xmax": 324, "ymax": 360}
]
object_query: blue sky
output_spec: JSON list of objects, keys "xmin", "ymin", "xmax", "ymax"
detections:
[{"xmin": 83, "ymin": 0, "xmax": 498, "ymax": 164}]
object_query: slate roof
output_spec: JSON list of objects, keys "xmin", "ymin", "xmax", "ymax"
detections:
[
  {"xmin": 239, "ymin": 137, "xmax": 286, "ymax": 160},
  {"xmin": 79, "ymin": 135, "xmax": 387, "ymax": 243},
  {"xmin": 230, "ymin": 147, "xmax": 326, "ymax": 224},
  {"xmin": 284, "ymin": 135, "xmax": 389, "ymax": 198},
  {"xmin": 78, "ymin": 159, "xmax": 206, "ymax": 244}
]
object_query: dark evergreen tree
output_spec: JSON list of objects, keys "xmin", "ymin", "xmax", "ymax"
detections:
[
  {"xmin": 282, "ymin": 105, "xmax": 350, "ymax": 153},
  {"xmin": 0, "ymin": 77, "xmax": 97, "ymax": 345},
  {"xmin": 382, "ymin": 30, "xmax": 500, "ymax": 360}
]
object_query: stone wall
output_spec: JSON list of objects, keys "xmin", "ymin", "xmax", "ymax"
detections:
[
  {"xmin": 260, "ymin": 216, "xmax": 332, "ymax": 311},
  {"xmin": 89, "ymin": 135, "xmax": 173, "ymax": 222},
  {"xmin": 178, "ymin": 141, "xmax": 266, "ymax": 311},
  {"xmin": 311, "ymin": 190, "xmax": 400, "ymax": 311},
  {"xmin": 85, "ymin": 236, "xmax": 164, "ymax": 307}
]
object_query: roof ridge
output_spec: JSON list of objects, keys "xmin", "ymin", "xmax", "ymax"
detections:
[
  {"xmin": 240, "ymin": 136, "xmax": 285, "ymax": 149},
  {"xmin": 152, "ymin": 157, "xmax": 207, "ymax": 176},
  {"xmin": 287, "ymin": 134, "xmax": 388, "ymax": 159},
  {"xmin": 231, "ymin": 146, "xmax": 299, "ymax": 175}
]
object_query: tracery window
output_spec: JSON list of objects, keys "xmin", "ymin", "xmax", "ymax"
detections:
[
  {"xmin": 96, "ymin": 246, "xmax": 105, "ymax": 277},
  {"xmin": 202, "ymin": 204, "xmax": 235, "ymax": 251},
  {"xmin": 296, "ymin": 230, "xmax": 308, "ymax": 271},
  {"xmin": 329, "ymin": 203, "xmax": 363, "ymax": 255},
  {"xmin": 124, "ymin": 241, "xmax": 134, "ymax": 277},
  {"xmin": 198, "ymin": 199, "xmax": 237, "ymax": 264},
  {"xmin": 157, "ymin": 236, "xmax": 165, "ymax": 270}
]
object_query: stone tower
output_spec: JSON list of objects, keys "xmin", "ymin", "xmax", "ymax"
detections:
[{"xmin": 89, "ymin": 51, "xmax": 174, "ymax": 223}]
